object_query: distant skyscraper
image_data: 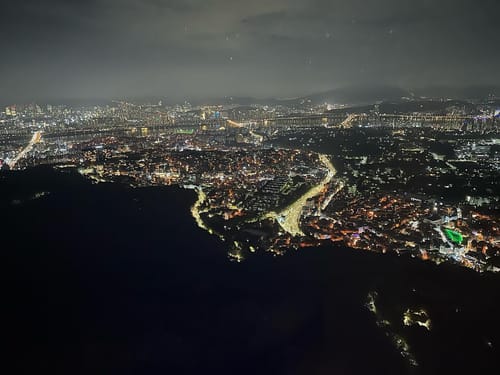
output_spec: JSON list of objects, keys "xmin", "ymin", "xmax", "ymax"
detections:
[{"xmin": 5, "ymin": 106, "xmax": 16, "ymax": 116}]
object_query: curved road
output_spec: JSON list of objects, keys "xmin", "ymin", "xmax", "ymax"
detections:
[{"xmin": 266, "ymin": 154, "xmax": 338, "ymax": 236}]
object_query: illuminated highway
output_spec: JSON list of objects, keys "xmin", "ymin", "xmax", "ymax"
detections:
[
  {"xmin": 189, "ymin": 186, "xmax": 211, "ymax": 233},
  {"xmin": 8, "ymin": 131, "xmax": 42, "ymax": 169},
  {"xmin": 339, "ymin": 113, "xmax": 362, "ymax": 128},
  {"xmin": 227, "ymin": 119, "xmax": 264, "ymax": 143},
  {"xmin": 188, "ymin": 185, "xmax": 224, "ymax": 240},
  {"xmin": 226, "ymin": 119, "xmax": 244, "ymax": 128},
  {"xmin": 266, "ymin": 154, "xmax": 338, "ymax": 236}
]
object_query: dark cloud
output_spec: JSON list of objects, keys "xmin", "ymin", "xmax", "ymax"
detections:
[{"xmin": 1, "ymin": 0, "xmax": 499, "ymax": 102}]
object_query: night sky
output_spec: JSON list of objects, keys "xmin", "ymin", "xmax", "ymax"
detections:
[{"xmin": 1, "ymin": 0, "xmax": 499, "ymax": 102}]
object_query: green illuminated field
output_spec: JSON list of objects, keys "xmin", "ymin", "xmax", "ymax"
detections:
[
  {"xmin": 175, "ymin": 128, "xmax": 195, "ymax": 135},
  {"xmin": 443, "ymin": 228, "xmax": 463, "ymax": 244}
]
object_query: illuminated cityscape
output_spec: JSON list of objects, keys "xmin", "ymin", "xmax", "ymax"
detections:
[
  {"xmin": 2, "ymin": 1, "xmax": 500, "ymax": 374},
  {"xmin": 1, "ymin": 98, "xmax": 498, "ymax": 271}
]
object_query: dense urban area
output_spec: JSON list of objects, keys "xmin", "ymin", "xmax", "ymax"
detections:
[{"xmin": 1, "ymin": 96, "xmax": 499, "ymax": 272}]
